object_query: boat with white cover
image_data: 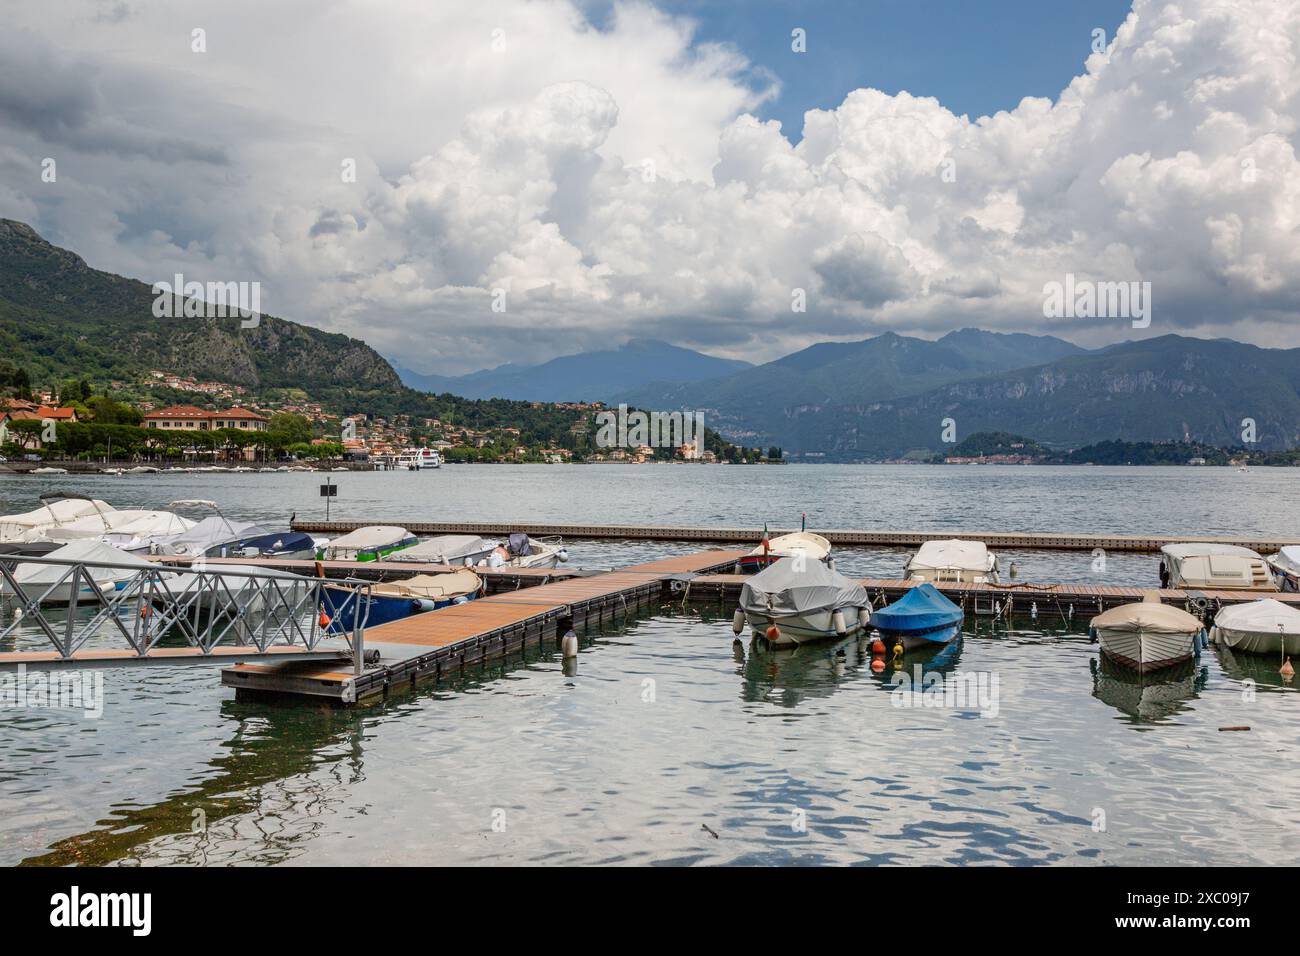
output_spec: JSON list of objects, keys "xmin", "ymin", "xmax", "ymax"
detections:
[
  {"xmin": 1267, "ymin": 546, "xmax": 1300, "ymax": 593},
  {"xmin": 1159, "ymin": 543, "xmax": 1277, "ymax": 590},
  {"xmin": 0, "ymin": 494, "xmax": 115, "ymax": 543},
  {"xmin": 318, "ymin": 525, "xmax": 418, "ymax": 562},
  {"xmin": 739, "ymin": 531, "xmax": 832, "ymax": 573},
  {"xmin": 734, "ymin": 557, "xmax": 872, "ymax": 647},
  {"xmin": 42, "ymin": 510, "xmax": 196, "ymax": 550},
  {"xmin": 0, "ymin": 538, "xmax": 158, "ymax": 605},
  {"xmin": 1210, "ymin": 599, "xmax": 1300, "ymax": 656},
  {"xmin": 1089, "ymin": 595, "xmax": 1205, "ymax": 673},
  {"xmin": 905, "ymin": 539, "xmax": 999, "ymax": 584},
  {"xmin": 388, "ymin": 534, "xmax": 497, "ymax": 566}
]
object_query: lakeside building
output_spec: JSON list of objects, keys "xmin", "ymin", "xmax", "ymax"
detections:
[{"xmin": 143, "ymin": 405, "xmax": 269, "ymax": 432}]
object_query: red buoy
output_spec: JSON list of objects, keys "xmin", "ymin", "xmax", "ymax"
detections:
[{"xmin": 870, "ymin": 638, "xmax": 886, "ymax": 655}]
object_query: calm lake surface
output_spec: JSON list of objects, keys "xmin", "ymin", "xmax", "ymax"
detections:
[{"xmin": 1, "ymin": 464, "xmax": 1297, "ymax": 865}]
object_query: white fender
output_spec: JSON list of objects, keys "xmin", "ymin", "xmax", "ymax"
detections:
[
  {"xmin": 832, "ymin": 609, "xmax": 847, "ymax": 636},
  {"xmin": 732, "ymin": 609, "xmax": 745, "ymax": 635}
]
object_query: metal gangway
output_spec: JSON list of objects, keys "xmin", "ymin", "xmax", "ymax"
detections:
[{"xmin": 0, "ymin": 552, "xmax": 373, "ymax": 672}]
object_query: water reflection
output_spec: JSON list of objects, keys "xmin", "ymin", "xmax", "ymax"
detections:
[
  {"xmin": 19, "ymin": 701, "xmax": 364, "ymax": 866},
  {"xmin": 1213, "ymin": 643, "xmax": 1299, "ymax": 691},
  {"xmin": 1089, "ymin": 655, "xmax": 1208, "ymax": 725}
]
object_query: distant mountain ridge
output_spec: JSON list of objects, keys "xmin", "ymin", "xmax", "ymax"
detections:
[{"xmin": 394, "ymin": 338, "xmax": 751, "ymax": 402}]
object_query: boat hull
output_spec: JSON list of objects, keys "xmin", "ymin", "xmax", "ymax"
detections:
[
  {"xmin": 1098, "ymin": 628, "xmax": 1197, "ymax": 673},
  {"xmin": 323, "ymin": 588, "xmax": 473, "ymax": 632},
  {"xmin": 876, "ymin": 622, "xmax": 962, "ymax": 650},
  {"xmin": 745, "ymin": 608, "xmax": 867, "ymax": 647},
  {"xmin": 1213, "ymin": 625, "xmax": 1300, "ymax": 656}
]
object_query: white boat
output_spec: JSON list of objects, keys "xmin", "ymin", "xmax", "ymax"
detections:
[
  {"xmin": 1267, "ymin": 546, "xmax": 1300, "ymax": 593},
  {"xmin": 0, "ymin": 495, "xmax": 115, "ymax": 542},
  {"xmin": 41, "ymin": 509, "xmax": 196, "ymax": 550},
  {"xmin": 739, "ymin": 531, "xmax": 832, "ymax": 572},
  {"xmin": 1090, "ymin": 595, "xmax": 1205, "ymax": 673},
  {"xmin": 0, "ymin": 538, "xmax": 157, "ymax": 605},
  {"xmin": 905, "ymin": 539, "xmax": 999, "ymax": 584},
  {"xmin": 30, "ymin": 467, "xmax": 68, "ymax": 475},
  {"xmin": 396, "ymin": 447, "xmax": 441, "ymax": 470},
  {"xmin": 1210, "ymin": 599, "xmax": 1300, "ymax": 656},
  {"xmin": 1159, "ymin": 543, "xmax": 1277, "ymax": 590},
  {"xmin": 389, "ymin": 534, "xmax": 498, "ymax": 566},
  {"xmin": 734, "ymin": 556, "xmax": 872, "ymax": 647},
  {"xmin": 318, "ymin": 525, "xmax": 418, "ymax": 562},
  {"xmin": 482, "ymin": 533, "xmax": 567, "ymax": 569}
]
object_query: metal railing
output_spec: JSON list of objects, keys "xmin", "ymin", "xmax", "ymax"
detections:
[{"xmin": 0, "ymin": 554, "xmax": 372, "ymax": 669}]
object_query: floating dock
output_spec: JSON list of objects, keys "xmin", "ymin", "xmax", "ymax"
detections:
[
  {"xmin": 682, "ymin": 574, "xmax": 1300, "ymax": 617},
  {"xmin": 289, "ymin": 520, "xmax": 1298, "ymax": 553},
  {"xmin": 221, "ymin": 549, "xmax": 749, "ymax": 704}
]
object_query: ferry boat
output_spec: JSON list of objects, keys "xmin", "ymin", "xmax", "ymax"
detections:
[{"xmin": 396, "ymin": 447, "xmax": 441, "ymax": 470}]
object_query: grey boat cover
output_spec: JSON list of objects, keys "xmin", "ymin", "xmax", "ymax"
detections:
[
  {"xmin": 507, "ymin": 532, "xmax": 532, "ymax": 556},
  {"xmin": 148, "ymin": 516, "xmax": 267, "ymax": 557},
  {"xmin": 739, "ymin": 556, "xmax": 870, "ymax": 617},
  {"xmin": 390, "ymin": 535, "xmax": 494, "ymax": 564}
]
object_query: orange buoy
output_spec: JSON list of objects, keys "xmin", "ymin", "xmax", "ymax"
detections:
[
  {"xmin": 765, "ymin": 625, "xmax": 780, "ymax": 641},
  {"xmin": 871, "ymin": 638, "xmax": 886, "ymax": 655},
  {"xmin": 1281, "ymin": 657, "xmax": 1295, "ymax": 680},
  {"xmin": 870, "ymin": 658, "xmax": 885, "ymax": 673},
  {"xmin": 139, "ymin": 605, "xmax": 152, "ymax": 619},
  {"xmin": 319, "ymin": 610, "xmax": 332, "ymax": 628}
]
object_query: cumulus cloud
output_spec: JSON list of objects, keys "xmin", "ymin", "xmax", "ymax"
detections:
[{"xmin": 1, "ymin": 0, "xmax": 1298, "ymax": 373}]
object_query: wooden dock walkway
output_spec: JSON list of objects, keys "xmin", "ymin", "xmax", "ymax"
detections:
[
  {"xmin": 682, "ymin": 573, "xmax": 1300, "ymax": 616},
  {"xmin": 221, "ymin": 549, "xmax": 748, "ymax": 704},
  {"xmin": 289, "ymin": 520, "xmax": 1299, "ymax": 553}
]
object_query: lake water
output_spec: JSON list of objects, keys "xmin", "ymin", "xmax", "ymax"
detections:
[{"xmin": 1, "ymin": 465, "xmax": 1297, "ymax": 866}]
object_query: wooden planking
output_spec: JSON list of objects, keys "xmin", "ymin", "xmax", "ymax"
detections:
[
  {"xmin": 147, "ymin": 554, "xmax": 579, "ymax": 586},
  {"xmin": 221, "ymin": 548, "xmax": 748, "ymax": 702},
  {"xmin": 290, "ymin": 520, "xmax": 1300, "ymax": 553},
  {"xmin": 0, "ymin": 645, "xmax": 349, "ymax": 668}
]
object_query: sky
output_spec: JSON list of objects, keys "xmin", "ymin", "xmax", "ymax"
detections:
[{"xmin": 2, "ymin": 0, "xmax": 1297, "ymax": 375}]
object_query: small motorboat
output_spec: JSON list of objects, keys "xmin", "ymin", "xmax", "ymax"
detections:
[
  {"xmin": 42, "ymin": 509, "xmax": 196, "ymax": 550},
  {"xmin": 733, "ymin": 556, "xmax": 872, "ymax": 647},
  {"xmin": 318, "ymin": 525, "xmax": 418, "ymax": 562},
  {"xmin": 389, "ymin": 534, "xmax": 498, "ymax": 566},
  {"xmin": 483, "ymin": 533, "xmax": 568, "ymax": 569},
  {"xmin": 1267, "ymin": 546, "xmax": 1300, "ymax": 593},
  {"xmin": 739, "ymin": 528, "xmax": 832, "ymax": 573},
  {"xmin": 0, "ymin": 493, "xmax": 115, "ymax": 543},
  {"xmin": 871, "ymin": 583, "xmax": 963, "ymax": 650},
  {"xmin": 1158, "ymin": 543, "xmax": 1277, "ymax": 590},
  {"xmin": 1089, "ymin": 595, "xmax": 1205, "ymax": 673},
  {"xmin": 1210, "ymin": 599, "xmax": 1300, "ymax": 656},
  {"xmin": 0, "ymin": 538, "xmax": 156, "ymax": 605},
  {"xmin": 322, "ymin": 569, "xmax": 481, "ymax": 632},
  {"xmin": 904, "ymin": 539, "xmax": 999, "ymax": 584}
]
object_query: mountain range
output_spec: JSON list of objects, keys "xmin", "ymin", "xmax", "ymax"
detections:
[
  {"xmin": 6, "ymin": 217, "xmax": 1296, "ymax": 457},
  {"xmin": 393, "ymin": 339, "xmax": 750, "ymax": 402}
]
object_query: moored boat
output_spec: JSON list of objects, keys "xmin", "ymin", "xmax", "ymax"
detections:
[
  {"xmin": 484, "ymin": 533, "xmax": 567, "ymax": 569},
  {"xmin": 1158, "ymin": 543, "xmax": 1277, "ymax": 590},
  {"xmin": 871, "ymin": 583, "xmax": 964, "ymax": 650},
  {"xmin": 0, "ymin": 493, "xmax": 115, "ymax": 543},
  {"xmin": 734, "ymin": 557, "xmax": 872, "ymax": 647},
  {"xmin": 389, "ymin": 534, "xmax": 498, "ymax": 566},
  {"xmin": 396, "ymin": 447, "xmax": 441, "ymax": 470},
  {"xmin": 739, "ymin": 530, "xmax": 832, "ymax": 573},
  {"xmin": 1210, "ymin": 599, "xmax": 1300, "ymax": 656},
  {"xmin": 1090, "ymin": 595, "xmax": 1205, "ymax": 673},
  {"xmin": 0, "ymin": 538, "xmax": 157, "ymax": 605},
  {"xmin": 318, "ymin": 525, "xmax": 417, "ymax": 562},
  {"xmin": 905, "ymin": 539, "xmax": 999, "ymax": 584},
  {"xmin": 1267, "ymin": 546, "xmax": 1300, "ymax": 593},
  {"xmin": 322, "ymin": 569, "xmax": 481, "ymax": 632}
]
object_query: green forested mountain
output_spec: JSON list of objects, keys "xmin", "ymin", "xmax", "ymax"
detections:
[{"xmin": 0, "ymin": 220, "xmax": 588, "ymax": 447}]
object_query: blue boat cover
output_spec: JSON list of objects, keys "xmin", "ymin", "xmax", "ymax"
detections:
[{"xmin": 872, "ymin": 583, "xmax": 963, "ymax": 633}]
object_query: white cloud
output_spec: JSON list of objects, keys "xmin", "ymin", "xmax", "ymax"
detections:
[{"xmin": 1, "ymin": 0, "xmax": 1298, "ymax": 373}]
